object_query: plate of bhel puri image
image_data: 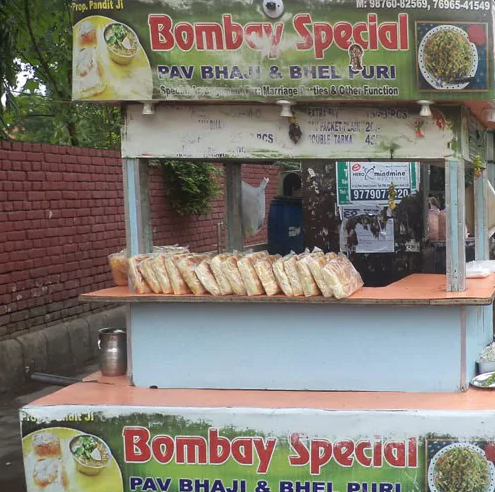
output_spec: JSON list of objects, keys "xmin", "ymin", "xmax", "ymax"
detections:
[{"xmin": 22, "ymin": 427, "xmax": 123, "ymax": 492}]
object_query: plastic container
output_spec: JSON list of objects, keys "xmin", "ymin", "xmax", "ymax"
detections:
[
  {"xmin": 477, "ymin": 360, "xmax": 495, "ymax": 374},
  {"xmin": 267, "ymin": 197, "xmax": 304, "ymax": 256},
  {"xmin": 467, "ymin": 260, "xmax": 495, "ymax": 272},
  {"xmin": 98, "ymin": 328, "xmax": 127, "ymax": 377}
]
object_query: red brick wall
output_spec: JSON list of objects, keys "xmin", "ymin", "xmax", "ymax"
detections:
[
  {"xmin": 150, "ymin": 163, "xmax": 280, "ymax": 251},
  {"xmin": 0, "ymin": 141, "xmax": 279, "ymax": 338}
]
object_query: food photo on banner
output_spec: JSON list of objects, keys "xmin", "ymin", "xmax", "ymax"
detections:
[
  {"xmin": 416, "ymin": 21, "xmax": 488, "ymax": 92},
  {"xmin": 73, "ymin": 15, "xmax": 153, "ymax": 100}
]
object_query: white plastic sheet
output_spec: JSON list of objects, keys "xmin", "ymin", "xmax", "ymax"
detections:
[{"xmin": 241, "ymin": 178, "xmax": 269, "ymax": 238}]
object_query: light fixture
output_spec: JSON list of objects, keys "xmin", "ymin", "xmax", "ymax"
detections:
[
  {"xmin": 276, "ymin": 100, "xmax": 295, "ymax": 118},
  {"xmin": 483, "ymin": 108, "xmax": 495, "ymax": 123},
  {"xmin": 142, "ymin": 102, "xmax": 155, "ymax": 115},
  {"xmin": 417, "ymin": 100, "xmax": 432, "ymax": 118}
]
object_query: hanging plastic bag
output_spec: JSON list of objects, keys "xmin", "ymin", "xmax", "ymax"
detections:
[
  {"xmin": 428, "ymin": 209, "xmax": 440, "ymax": 241},
  {"xmin": 438, "ymin": 210, "xmax": 446, "ymax": 241},
  {"xmin": 241, "ymin": 178, "xmax": 269, "ymax": 239}
]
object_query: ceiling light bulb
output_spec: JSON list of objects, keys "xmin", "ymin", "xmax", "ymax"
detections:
[
  {"xmin": 484, "ymin": 108, "xmax": 495, "ymax": 123},
  {"xmin": 142, "ymin": 102, "xmax": 155, "ymax": 115},
  {"xmin": 276, "ymin": 100, "xmax": 295, "ymax": 118},
  {"xmin": 417, "ymin": 100, "xmax": 432, "ymax": 118}
]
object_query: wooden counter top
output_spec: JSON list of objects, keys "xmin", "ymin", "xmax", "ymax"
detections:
[
  {"xmin": 80, "ymin": 273, "xmax": 495, "ymax": 306},
  {"xmin": 26, "ymin": 372, "xmax": 495, "ymax": 411}
]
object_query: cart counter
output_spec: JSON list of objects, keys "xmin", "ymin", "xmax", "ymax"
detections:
[
  {"xmin": 81, "ymin": 274, "xmax": 495, "ymax": 306},
  {"xmin": 19, "ymin": 375, "xmax": 495, "ymax": 492},
  {"xmin": 81, "ymin": 274, "xmax": 495, "ymax": 393}
]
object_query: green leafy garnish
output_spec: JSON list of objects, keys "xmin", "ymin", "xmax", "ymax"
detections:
[
  {"xmin": 72, "ymin": 436, "xmax": 97, "ymax": 460},
  {"xmin": 481, "ymin": 372, "xmax": 495, "ymax": 388},
  {"xmin": 105, "ymin": 24, "xmax": 136, "ymax": 54}
]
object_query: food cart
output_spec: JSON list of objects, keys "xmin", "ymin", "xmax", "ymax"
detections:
[{"xmin": 20, "ymin": 2, "xmax": 495, "ymax": 492}]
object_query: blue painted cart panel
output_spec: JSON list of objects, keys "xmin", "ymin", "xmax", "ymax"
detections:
[{"xmin": 129, "ymin": 302, "xmax": 493, "ymax": 393}]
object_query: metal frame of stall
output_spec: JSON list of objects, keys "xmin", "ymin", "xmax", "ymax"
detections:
[
  {"xmin": 112, "ymin": 101, "xmax": 495, "ymax": 393},
  {"xmin": 122, "ymin": 105, "xmax": 492, "ymax": 291}
]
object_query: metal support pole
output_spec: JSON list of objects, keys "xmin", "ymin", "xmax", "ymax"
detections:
[
  {"xmin": 484, "ymin": 132, "xmax": 494, "ymax": 261},
  {"xmin": 487, "ymin": 131, "xmax": 494, "ymax": 165},
  {"xmin": 224, "ymin": 163, "xmax": 243, "ymax": 252},
  {"xmin": 123, "ymin": 158, "xmax": 152, "ymax": 256},
  {"xmin": 421, "ymin": 163, "xmax": 430, "ymax": 241},
  {"xmin": 445, "ymin": 159, "xmax": 466, "ymax": 292},
  {"xmin": 488, "ymin": 162, "xmax": 495, "ymax": 189},
  {"xmin": 474, "ymin": 170, "xmax": 489, "ymax": 260},
  {"xmin": 122, "ymin": 158, "xmax": 152, "ymax": 384}
]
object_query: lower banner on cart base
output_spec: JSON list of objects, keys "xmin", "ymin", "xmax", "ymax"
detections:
[{"xmin": 20, "ymin": 405, "xmax": 495, "ymax": 492}]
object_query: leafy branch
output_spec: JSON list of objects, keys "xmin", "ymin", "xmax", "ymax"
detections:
[
  {"xmin": 151, "ymin": 161, "xmax": 222, "ymax": 217},
  {"xmin": 23, "ymin": 0, "xmax": 64, "ymax": 98}
]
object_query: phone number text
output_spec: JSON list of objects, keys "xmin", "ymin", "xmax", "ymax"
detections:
[
  {"xmin": 351, "ymin": 188, "xmax": 410, "ymax": 201},
  {"xmin": 364, "ymin": 0, "xmax": 490, "ymax": 9}
]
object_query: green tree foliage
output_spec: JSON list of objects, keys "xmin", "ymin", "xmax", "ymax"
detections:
[
  {"xmin": 0, "ymin": 0, "xmax": 121, "ymax": 148},
  {"xmin": 154, "ymin": 161, "xmax": 222, "ymax": 217},
  {"xmin": 4, "ymin": 93, "xmax": 56, "ymax": 143},
  {"xmin": 0, "ymin": 0, "xmax": 20, "ymax": 137}
]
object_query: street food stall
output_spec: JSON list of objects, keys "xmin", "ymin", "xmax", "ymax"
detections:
[{"xmin": 20, "ymin": 1, "xmax": 495, "ymax": 492}]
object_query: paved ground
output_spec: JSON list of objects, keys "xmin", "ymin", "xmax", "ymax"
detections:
[{"xmin": 0, "ymin": 364, "xmax": 98, "ymax": 492}]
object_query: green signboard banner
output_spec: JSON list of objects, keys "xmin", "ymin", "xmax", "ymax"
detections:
[
  {"xmin": 71, "ymin": 0, "xmax": 493, "ymax": 102},
  {"xmin": 20, "ymin": 405, "xmax": 495, "ymax": 492}
]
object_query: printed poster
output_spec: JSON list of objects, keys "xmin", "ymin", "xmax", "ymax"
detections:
[
  {"xmin": 336, "ymin": 162, "xmax": 419, "ymax": 206},
  {"xmin": 20, "ymin": 405, "xmax": 495, "ymax": 492},
  {"xmin": 340, "ymin": 205, "xmax": 394, "ymax": 254},
  {"xmin": 71, "ymin": 0, "xmax": 493, "ymax": 101}
]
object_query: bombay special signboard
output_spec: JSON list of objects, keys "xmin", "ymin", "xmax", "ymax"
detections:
[
  {"xmin": 71, "ymin": 0, "xmax": 493, "ymax": 102},
  {"xmin": 20, "ymin": 405, "xmax": 495, "ymax": 492}
]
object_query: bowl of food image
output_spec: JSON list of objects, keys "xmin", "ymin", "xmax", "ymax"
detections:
[
  {"xmin": 69, "ymin": 433, "xmax": 112, "ymax": 476},
  {"xmin": 103, "ymin": 21, "xmax": 139, "ymax": 65},
  {"xmin": 418, "ymin": 25, "xmax": 478, "ymax": 90},
  {"xmin": 428, "ymin": 443, "xmax": 495, "ymax": 492}
]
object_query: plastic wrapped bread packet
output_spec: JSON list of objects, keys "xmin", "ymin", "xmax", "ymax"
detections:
[
  {"xmin": 128, "ymin": 255, "xmax": 153, "ymax": 294},
  {"xmin": 196, "ymin": 258, "xmax": 222, "ymax": 296},
  {"xmin": 322, "ymin": 254, "xmax": 363, "ymax": 299},
  {"xmin": 254, "ymin": 255, "xmax": 281, "ymax": 296},
  {"xmin": 108, "ymin": 251, "xmax": 128, "ymax": 286},
  {"xmin": 273, "ymin": 255, "xmax": 294, "ymax": 296},
  {"xmin": 138, "ymin": 255, "xmax": 162, "ymax": 294},
  {"xmin": 177, "ymin": 254, "xmax": 209, "ymax": 295},
  {"xmin": 152, "ymin": 254, "xmax": 173, "ymax": 294},
  {"xmin": 154, "ymin": 245, "xmax": 189, "ymax": 255},
  {"xmin": 297, "ymin": 250, "xmax": 324, "ymax": 297},
  {"xmin": 308, "ymin": 253, "xmax": 337, "ymax": 298},
  {"xmin": 210, "ymin": 253, "xmax": 235, "ymax": 295},
  {"xmin": 285, "ymin": 253, "xmax": 308, "ymax": 297},
  {"xmin": 221, "ymin": 254, "xmax": 247, "ymax": 296},
  {"xmin": 164, "ymin": 254, "xmax": 192, "ymax": 295},
  {"xmin": 237, "ymin": 251, "xmax": 269, "ymax": 296},
  {"xmin": 121, "ymin": 247, "xmax": 363, "ymax": 299}
]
